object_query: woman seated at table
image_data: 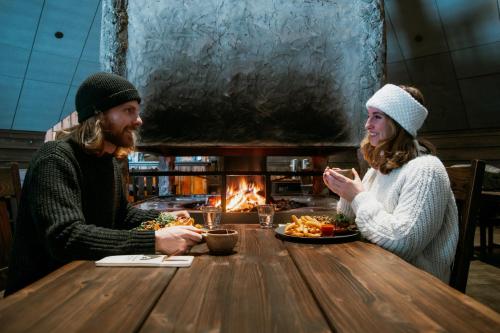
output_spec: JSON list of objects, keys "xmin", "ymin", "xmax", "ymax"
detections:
[{"xmin": 323, "ymin": 84, "xmax": 458, "ymax": 282}]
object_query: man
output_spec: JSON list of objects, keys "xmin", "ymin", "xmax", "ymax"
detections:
[{"xmin": 5, "ymin": 72, "xmax": 202, "ymax": 296}]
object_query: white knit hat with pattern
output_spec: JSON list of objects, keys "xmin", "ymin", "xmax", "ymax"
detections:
[{"xmin": 365, "ymin": 84, "xmax": 428, "ymax": 137}]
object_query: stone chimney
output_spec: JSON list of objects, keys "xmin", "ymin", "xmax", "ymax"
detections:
[{"xmin": 101, "ymin": 0, "xmax": 385, "ymax": 152}]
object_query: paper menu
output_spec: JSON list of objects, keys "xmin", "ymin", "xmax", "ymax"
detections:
[{"xmin": 95, "ymin": 255, "xmax": 194, "ymax": 267}]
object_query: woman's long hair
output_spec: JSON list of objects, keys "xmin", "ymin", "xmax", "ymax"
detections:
[
  {"xmin": 360, "ymin": 85, "xmax": 435, "ymax": 174},
  {"xmin": 55, "ymin": 114, "xmax": 135, "ymax": 159}
]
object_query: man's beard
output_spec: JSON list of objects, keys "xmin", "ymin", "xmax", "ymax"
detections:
[{"xmin": 102, "ymin": 125, "xmax": 137, "ymax": 148}]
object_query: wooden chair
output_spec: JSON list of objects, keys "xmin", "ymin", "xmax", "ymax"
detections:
[
  {"xmin": 447, "ymin": 160, "xmax": 485, "ymax": 293},
  {"xmin": 0, "ymin": 163, "xmax": 22, "ymax": 292},
  {"xmin": 478, "ymin": 191, "xmax": 500, "ymax": 257}
]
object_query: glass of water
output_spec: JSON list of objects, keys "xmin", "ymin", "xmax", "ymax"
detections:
[
  {"xmin": 201, "ymin": 206, "xmax": 222, "ymax": 230},
  {"xmin": 257, "ymin": 204, "xmax": 275, "ymax": 229}
]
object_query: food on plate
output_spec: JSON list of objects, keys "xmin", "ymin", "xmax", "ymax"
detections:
[
  {"xmin": 284, "ymin": 215, "xmax": 322, "ymax": 237},
  {"xmin": 333, "ymin": 212, "xmax": 351, "ymax": 229},
  {"xmin": 135, "ymin": 212, "xmax": 203, "ymax": 231},
  {"xmin": 320, "ymin": 224, "xmax": 334, "ymax": 237},
  {"xmin": 283, "ymin": 214, "xmax": 355, "ymax": 238}
]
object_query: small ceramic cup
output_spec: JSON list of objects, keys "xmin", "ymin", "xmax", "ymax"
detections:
[
  {"xmin": 205, "ymin": 229, "xmax": 238, "ymax": 254},
  {"xmin": 337, "ymin": 168, "xmax": 354, "ymax": 179}
]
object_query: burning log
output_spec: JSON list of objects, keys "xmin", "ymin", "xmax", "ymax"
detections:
[{"xmin": 226, "ymin": 177, "xmax": 265, "ymax": 212}]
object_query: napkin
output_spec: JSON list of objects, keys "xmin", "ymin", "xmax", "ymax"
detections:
[{"xmin": 95, "ymin": 255, "xmax": 194, "ymax": 267}]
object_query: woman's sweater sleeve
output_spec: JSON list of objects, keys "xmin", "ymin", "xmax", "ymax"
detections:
[
  {"xmin": 336, "ymin": 168, "xmax": 375, "ymax": 221},
  {"xmin": 336, "ymin": 198, "xmax": 355, "ymax": 221},
  {"xmin": 350, "ymin": 158, "xmax": 451, "ymax": 261},
  {"xmin": 30, "ymin": 151, "xmax": 156, "ymax": 261}
]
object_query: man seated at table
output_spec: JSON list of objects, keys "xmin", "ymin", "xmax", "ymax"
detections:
[{"xmin": 4, "ymin": 72, "xmax": 202, "ymax": 297}]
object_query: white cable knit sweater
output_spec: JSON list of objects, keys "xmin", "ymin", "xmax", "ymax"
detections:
[{"xmin": 337, "ymin": 155, "xmax": 459, "ymax": 282}]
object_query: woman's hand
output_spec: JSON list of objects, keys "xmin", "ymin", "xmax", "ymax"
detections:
[
  {"xmin": 170, "ymin": 210, "xmax": 190, "ymax": 218},
  {"xmin": 323, "ymin": 167, "xmax": 364, "ymax": 202},
  {"xmin": 155, "ymin": 226, "xmax": 202, "ymax": 254}
]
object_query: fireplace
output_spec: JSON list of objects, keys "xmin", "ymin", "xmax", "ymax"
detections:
[
  {"xmin": 129, "ymin": 152, "xmax": 355, "ymax": 216},
  {"xmin": 103, "ymin": 0, "xmax": 384, "ymax": 220}
]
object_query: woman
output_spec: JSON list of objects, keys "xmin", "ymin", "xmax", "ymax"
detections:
[{"xmin": 323, "ymin": 84, "xmax": 458, "ymax": 282}]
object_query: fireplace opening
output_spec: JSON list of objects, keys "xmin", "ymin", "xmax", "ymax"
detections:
[{"xmin": 127, "ymin": 150, "xmax": 361, "ymax": 219}]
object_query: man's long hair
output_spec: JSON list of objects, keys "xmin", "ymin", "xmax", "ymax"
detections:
[
  {"xmin": 55, "ymin": 113, "xmax": 135, "ymax": 159},
  {"xmin": 360, "ymin": 85, "xmax": 435, "ymax": 174}
]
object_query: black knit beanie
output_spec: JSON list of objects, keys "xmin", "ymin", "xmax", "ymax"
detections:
[{"xmin": 75, "ymin": 72, "xmax": 141, "ymax": 123}]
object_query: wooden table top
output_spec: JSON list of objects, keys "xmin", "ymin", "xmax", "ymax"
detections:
[
  {"xmin": 482, "ymin": 191, "xmax": 500, "ymax": 198},
  {"xmin": 1, "ymin": 224, "xmax": 499, "ymax": 332}
]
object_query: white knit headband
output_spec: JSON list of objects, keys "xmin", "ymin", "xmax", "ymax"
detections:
[{"xmin": 365, "ymin": 84, "xmax": 428, "ymax": 137}]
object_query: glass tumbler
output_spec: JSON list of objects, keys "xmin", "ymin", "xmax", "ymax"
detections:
[
  {"xmin": 257, "ymin": 204, "xmax": 275, "ymax": 229},
  {"xmin": 201, "ymin": 206, "xmax": 222, "ymax": 230}
]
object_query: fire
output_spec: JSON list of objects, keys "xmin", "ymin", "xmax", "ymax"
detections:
[
  {"xmin": 225, "ymin": 176, "xmax": 266, "ymax": 212},
  {"xmin": 206, "ymin": 195, "xmax": 221, "ymax": 207}
]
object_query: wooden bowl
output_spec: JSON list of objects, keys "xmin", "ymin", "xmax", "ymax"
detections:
[{"xmin": 205, "ymin": 229, "xmax": 238, "ymax": 254}]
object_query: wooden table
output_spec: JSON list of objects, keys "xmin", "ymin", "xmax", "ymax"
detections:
[{"xmin": 1, "ymin": 225, "xmax": 499, "ymax": 332}]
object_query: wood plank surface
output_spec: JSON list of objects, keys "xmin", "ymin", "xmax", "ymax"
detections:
[
  {"xmin": 0, "ymin": 261, "xmax": 177, "ymax": 333},
  {"xmin": 422, "ymin": 129, "xmax": 500, "ymax": 166},
  {"xmin": 140, "ymin": 224, "xmax": 332, "ymax": 333},
  {"xmin": 1, "ymin": 225, "xmax": 499, "ymax": 332},
  {"xmin": 286, "ymin": 241, "xmax": 500, "ymax": 333},
  {"xmin": 0, "ymin": 129, "xmax": 45, "ymax": 168}
]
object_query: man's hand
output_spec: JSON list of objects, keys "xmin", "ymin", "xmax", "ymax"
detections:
[
  {"xmin": 323, "ymin": 167, "xmax": 364, "ymax": 202},
  {"xmin": 155, "ymin": 226, "xmax": 202, "ymax": 254}
]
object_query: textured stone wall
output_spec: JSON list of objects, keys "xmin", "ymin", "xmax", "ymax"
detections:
[
  {"xmin": 101, "ymin": 0, "xmax": 129, "ymax": 76},
  {"xmin": 103, "ymin": 0, "xmax": 384, "ymax": 146}
]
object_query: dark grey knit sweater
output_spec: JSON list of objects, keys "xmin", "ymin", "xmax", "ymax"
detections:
[{"xmin": 5, "ymin": 139, "xmax": 159, "ymax": 296}]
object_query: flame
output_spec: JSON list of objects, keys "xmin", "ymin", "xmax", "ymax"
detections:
[
  {"xmin": 225, "ymin": 177, "xmax": 266, "ymax": 212},
  {"xmin": 207, "ymin": 196, "xmax": 221, "ymax": 207}
]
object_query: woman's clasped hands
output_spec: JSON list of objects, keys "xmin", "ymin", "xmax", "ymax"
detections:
[{"xmin": 323, "ymin": 167, "xmax": 364, "ymax": 202}]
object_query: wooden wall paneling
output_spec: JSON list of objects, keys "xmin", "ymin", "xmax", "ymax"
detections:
[
  {"xmin": 423, "ymin": 129, "xmax": 500, "ymax": 166},
  {"xmin": 0, "ymin": 130, "xmax": 45, "ymax": 168}
]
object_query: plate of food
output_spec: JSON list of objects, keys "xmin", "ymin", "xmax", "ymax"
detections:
[
  {"xmin": 275, "ymin": 214, "xmax": 359, "ymax": 243},
  {"xmin": 135, "ymin": 212, "xmax": 205, "ymax": 231}
]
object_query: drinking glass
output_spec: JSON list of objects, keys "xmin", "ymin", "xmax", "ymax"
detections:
[
  {"xmin": 201, "ymin": 206, "xmax": 222, "ymax": 230},
  {"xmin": 257, "ymin": 204, "xmax": 275, "ymax": 229}
]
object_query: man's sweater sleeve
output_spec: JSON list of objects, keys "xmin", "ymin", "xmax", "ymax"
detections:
[
  {"xmin": 122, "ymin": 202, "xmax": 159, "ymax": 227},
  {"xmin": 113, "ymin": 161, "xmax": 160, "ymax": 228},
  {"xmin": 350, "ymin": 158, "xmax": 451, "ymax": 261},
  {"xmin": 29, "ymin": 151, "xmax": 156, "ymax": 261}
]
